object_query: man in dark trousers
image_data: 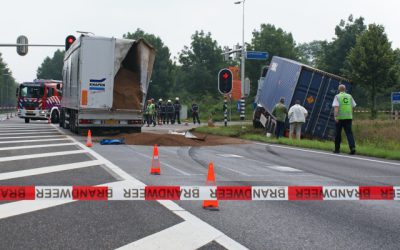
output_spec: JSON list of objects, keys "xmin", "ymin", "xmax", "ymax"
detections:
[
  {"xmin": 191, "ymin": 101, "xmax": 200, "ymax": 124},
  {"xmin": 165, "ymin": 99, "xmax": 175, "ymax": 124},
  {"xmin": 160, "ymin": 99, "xmax": 167, "ymax": 124},
  {"xmin": 156, "ymin": 98, "xmax": 163, "ymax": 125},
  {"xmin": 173, "ymin": 97, "xmax": 182, "ymax": 124},
  {"xmin": 272, "ymin": 97, "xmax": 288, "ymax": 139},
  {"xmin": 333, "ymin": 84, "xmax": 357, "ymax": 154}
]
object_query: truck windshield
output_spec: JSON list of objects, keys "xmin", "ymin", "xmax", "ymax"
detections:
[{"xmin": 19, "ymin": 85, "xmax": 44, "ymax": 98}]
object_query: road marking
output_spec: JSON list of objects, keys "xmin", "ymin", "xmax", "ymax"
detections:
[
  {"xmin": 0, "ymin": 129, "xmax": 58, "ymax": 134},
  {"xmin": 255, "ymin": 142, "xmax": 400, "ymax": 166},
  {"xmin": 216, "ymin": 154, "xmax": 244, "ymax": 158},
  {"xmin": 0, "ymin": 150, "xmax": 86, "ymax": 162},
  {"xmin": 217, "ymin": 165, "xmax": 251, "ymax": 176},
  {"xmin": 0, "ymin": 131, "xmax": 61, "ymax": 135},
  {"xmin": 266, "ymin": 165, "xmax": 302, "ymax": 172},
  {"xmin": 0, "ymin": 160, "xmax": 103, "ymax": 180},
  {"xmin": 130, "ymin": 147, "xmax": 191, "ymax": 176},
  {"xmin": 0, "ymin": 138, "xmax": 71, "ymax": 144},
  {"xmin": 52, "ymin": 125, "xmax": 247, "ymax": 250},
  {"xmin": 0, "ymin": 142, "xmax": 77, "ymax": 151},
  {"xmin": 0, "ymin": 135, "xmax": 66, "ymax": 140}
]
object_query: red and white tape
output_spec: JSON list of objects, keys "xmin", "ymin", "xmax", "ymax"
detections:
[{"xmin": 1, "ymin": 186, "xmax": 400, "ymax": 201}]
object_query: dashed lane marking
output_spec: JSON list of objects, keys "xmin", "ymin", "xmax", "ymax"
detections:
[
  {"xmin": 266, "ymin": 165, "xmax": 303, "ymax": 172},
  {"xmin": 0, "ymin": 135, "xmax": 67, "ymax": 140},
  {"xmin": 0, "ymin": 142, "xmax": 78, "ymax": 151},
  {"xmin": 0, "ymin": 150, "xmax": 86, "ymax": 162},
  {"xmin": 0, "ymin": 138, "xmax": 71, "ymax": 144},
  {"xmin": 216, "ymin": 154, "xmax": 243, "ymax": 158},
  {"xmin": 0, "ymin": 160, "xmax": 103, "ymax": 180},
  {"xmin": 0, "ymin": 131, "xmax": 61, "ymax": 135}
]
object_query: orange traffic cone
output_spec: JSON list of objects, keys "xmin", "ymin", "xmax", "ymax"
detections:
[
  {"xmin": 203, "ymin": 162, "xmax": 219, "ymax": 210},
  {"xmin": 150, "ymin": 144, "xmax": 161, "ymax": 175},
  {"xmin": 86, "ymin": 129, "xmax": 93, "ymax": 147}
]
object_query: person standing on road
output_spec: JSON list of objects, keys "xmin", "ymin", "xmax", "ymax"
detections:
[
  {"xmin": 288, "ymin": 100, "xmax": 308, "ymax": 139},
  {"xmin": 160, "ymin": 99, "xmax": 167, "ymax": 124},
  {"xmin": 147, "ymin": 99, "xmax": 156, "ymax": 127},
  {"xmin": 157, "ymin": 98, "xmax": 163, "ymax": 125},
  {"xmin": 165, "ymin": 99, "xmax": 175, "ymax": 124},
  {"xmin": 333, "ymin": 84, "xmax": 357, "ymax": 154},
  {"xmin": 191, "ymin": 101, "xmax": 200, "ymax": 124},
  {"xmin": 272, "ymin": 97, "xmax": 288, "ymax": 139},
  {"xmin": 173, "ymin": 97, "xmax": 182, "ymax": 124}
]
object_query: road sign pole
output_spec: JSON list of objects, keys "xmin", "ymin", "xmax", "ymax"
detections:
[{"xmin": 224, "ymin": 97, "xmax": 228, "ymax": 127}]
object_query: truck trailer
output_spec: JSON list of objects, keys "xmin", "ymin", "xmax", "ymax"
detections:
[
  {"xmin": 60, "ymin": 35, "xmax": 155, "ymax": 133},
  {"xmin": 254, "ymin": 56, "xmax": 352, "ymax": 140}
]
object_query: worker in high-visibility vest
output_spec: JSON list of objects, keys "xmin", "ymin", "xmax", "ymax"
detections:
[{"xmin": 332, "ymin": 84, "xmax": 357, "ymax": 154}]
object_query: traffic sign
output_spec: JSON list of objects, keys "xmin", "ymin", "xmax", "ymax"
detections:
[
  {"xmin": 392, "ymin": 92, "xmax": 400, "ymax": 104},
  {"xmin": 245, "ymin": 51, "xmax": 268, "ymax": 60},
  {"xmin": 16, "ymin": 35, "xmax": 28, "ymax": 56}
]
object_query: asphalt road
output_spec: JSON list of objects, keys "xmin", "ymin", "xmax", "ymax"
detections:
[
  {"xmin": 1, "ymin": 117, "xmax": 400, "ymax": 249},
  {"xmin": 0, "ymin": 118, "xmax": 241, "ymax": 250}
]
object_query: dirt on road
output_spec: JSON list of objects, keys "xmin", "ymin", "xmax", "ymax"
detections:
[{"xmin": 93, "ymin": 132, "xmax": 248, "ymax": 147}]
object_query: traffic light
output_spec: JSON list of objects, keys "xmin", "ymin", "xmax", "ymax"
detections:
[
  {"xmin": 65, "ymin": 35, "xmax": 76, "ymax": 51},
  {"xmin": 218, "ymin": 68, "xmax": 233, "ymax": 94}
]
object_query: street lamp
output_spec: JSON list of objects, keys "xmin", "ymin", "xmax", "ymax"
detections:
[{"xmin": 234, "ymin": 0, "xmax": 246, "ymax": 120}]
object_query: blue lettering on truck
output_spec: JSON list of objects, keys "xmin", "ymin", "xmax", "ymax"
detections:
[{"xmin": 89, "ymin": 78, "xmax": 106, "ymax": 91}]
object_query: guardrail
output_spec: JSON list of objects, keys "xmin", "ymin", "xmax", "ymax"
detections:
[
  {"xmin": 354, "ymin": 109, "xmax": 400, "ymax": 120},
  {"xmin": 0, "ymin": 106, "xmax": 17, "ymax": 120}
]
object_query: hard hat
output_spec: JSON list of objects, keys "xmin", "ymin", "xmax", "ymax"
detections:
[
  {"xmin": 175, "ymin": 97, "xmax": 179, "ymax": 101},
  {"xmin": 159, "ymin": 98, "xmax": 162, "ymax": 101},
  {"xmin": 168, "ymin": 99, "xmax": 171, "ymax": 102}
]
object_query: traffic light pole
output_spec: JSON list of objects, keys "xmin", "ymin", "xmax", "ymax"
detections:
[
  {"xmin": 240, "ymin": 0, "xmax": 246, "ymax": 122},
  {"xmin": 0, "ymin": 44, "xmax": 63, "ymax": 47}
]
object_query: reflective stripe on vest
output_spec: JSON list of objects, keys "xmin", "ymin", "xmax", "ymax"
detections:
[{"xmin": 337, "ymin": 93, "xmax": 353, "ymax": 120}]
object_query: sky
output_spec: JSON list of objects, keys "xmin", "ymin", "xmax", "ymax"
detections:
[{"xmin": 1, "ymin": 0, "xmax": 399, "ymax": 82}]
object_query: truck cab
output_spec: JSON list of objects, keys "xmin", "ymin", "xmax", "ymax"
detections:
[{"xmin": 17, "ymin": 79, "xmax": 62, "ymax": 123}]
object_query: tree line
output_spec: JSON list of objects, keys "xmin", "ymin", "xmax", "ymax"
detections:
[
  {"xmin": 35, "ymin": 15, "xmax": 400, "ymax": 119},
  {"xmin": 0, "ymin": 54, "xmax": 18, "ymax": 106}
]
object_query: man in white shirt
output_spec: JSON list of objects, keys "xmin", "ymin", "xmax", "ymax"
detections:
[{"xmin": 288, "ymin": 100, "xmax": 308, "ymax": 139}]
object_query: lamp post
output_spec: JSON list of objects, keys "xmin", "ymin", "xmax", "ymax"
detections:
[{"xmin": 234, "ymin": 0, "xmax": 246, "ymax": 121}]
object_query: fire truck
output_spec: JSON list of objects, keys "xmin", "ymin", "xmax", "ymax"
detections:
[{"xmin": 17, "ymin": 79, "xmax": 62, "ymax": 123}]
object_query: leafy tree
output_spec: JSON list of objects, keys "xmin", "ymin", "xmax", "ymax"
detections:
[
  {"xmin": 0, "ymin": 53, "xmax": 18, "ymax": 106},
  {"xmin": 246, "ymin": 24, "xmax": 299, "ymax": 97},
  {"xmin": 346, "ymin": 24, "xmax": 397, "ymax": 118},
  {"xmin": 297, "ymin": 40, "xmax": 325, "ymax": 67},
  {"xmin": 317, "ymin": 15, "xmax": 366, "ymax": 75},
  {"xmin": 123, "ymin": 29, "xmax": 174, "ymax": 99},
  {"xmin": 177, "ymin": 30, "xmax": 224, "ymax": 99},
  {"xmin": 36, "ymin": 50, "xmax": 65, "ymax": 80}
]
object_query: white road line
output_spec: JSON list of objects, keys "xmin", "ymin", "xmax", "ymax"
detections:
[
  {"xmin": 0, "ymin": 142, "xmax": 77, "ymax": 151},
  {"xmin": 216, "ymin": 154, "xmax": 244, "ymax": 158},
  {"xmin": 0, "ymin": 129, "xmax": 58, "ymax": 133},
  {"xmin": 255, "ymin": 142, "xmax": 400, "ymax": 166},
  {"xmin": 0, "ymin": 160, "xmax": 103, "ymax": 180},
  {"xmin": 266, "ymin": 166, "xmax": 302, "ymax": 172},
  {"xmin": 0, "ymin": 138, "xmax": 71, "ymax": 144},
  {"xmin": 0, "ymin": 135, "xmax": 66, "ymax": 140},
  {"xmin": 52, "ymin": 125, "xmax": 247, "ymax": 250},
  {"xmin": 217, "ymin": 165, "xmax": 251, "ymax": 176},
  {"xmin": 0, "ymin": 180, "xmax": 129, "ymax": 220},
  {"xmin": 131, "ymin": 147, "xmax": 191, "ymax": 176},
  {"xmin": 0, "ymin": 131, "xmax": 61, "ymax": 135},
  {"xmin": 0, "ymin": 149, "xmax": 86, "ymax": 162}
]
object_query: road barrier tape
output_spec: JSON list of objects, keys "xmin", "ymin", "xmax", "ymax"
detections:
[{"xmin": 1, "ymin": 186, "xmax": 399, "ymax": 201}]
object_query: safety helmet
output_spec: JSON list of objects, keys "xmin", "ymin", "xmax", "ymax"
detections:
[
  {"xmin": 159, "ymin": 98, "xmax": 162, "ymax": 101},
  {"xmin": 175, "ymin": 97, "xmax": 179, "ymax": 101},
  {"xmin": 168, "ymin": 99, "xmax": 171, "ymax": 102}
]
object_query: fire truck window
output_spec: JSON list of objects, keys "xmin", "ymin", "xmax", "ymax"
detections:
[
  {"xmin": 20, "ymin": 86, "xmax": 44, "ymax": 98},
  {"xmin": 47, "ymin": 88, "xmax": 54, "ymax": 97}
]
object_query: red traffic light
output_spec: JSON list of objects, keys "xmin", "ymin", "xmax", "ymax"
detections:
[
  {"xmin": 65, "ymin": 35, "xmax": 76, "ymax": 51},
  {"xmin": 218, "ymin": 68, "xmax": 233, "ymax": 94}
]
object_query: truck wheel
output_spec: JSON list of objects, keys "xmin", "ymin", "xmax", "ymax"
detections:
[
  {"xmin": 25, "ymin": 118, "xmax": 30, "ymax": 123},
  {"xmin": 59, "ymin": 110, "xmax": 64, "ymax": 127},
  {"xmin": 51, "ymin": 111, "xmax": 59, "ymax": 124}
]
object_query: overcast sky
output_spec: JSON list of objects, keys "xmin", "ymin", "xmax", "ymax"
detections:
[{"xmin": 1, "ymin": 0, "xmax": 399, "ymax": 82}]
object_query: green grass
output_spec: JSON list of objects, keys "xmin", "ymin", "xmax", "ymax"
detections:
[{"xmin": 194, "ymin": 124, "xmax": 400, "ymax": 161}]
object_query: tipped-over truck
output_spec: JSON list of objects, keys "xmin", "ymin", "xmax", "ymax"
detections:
[{"xmin": 60, "ymin": 35, "xmax": 155, "ymax": 133}]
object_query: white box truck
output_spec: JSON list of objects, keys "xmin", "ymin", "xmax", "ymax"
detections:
[{"xmin": 60, "ymin": 35, "xmax": 155, "ymax": 133}]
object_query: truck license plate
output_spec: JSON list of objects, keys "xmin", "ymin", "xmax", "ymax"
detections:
[{"xmin": 105, "ymin": 120, "xmax": 118, "ymax": 125}]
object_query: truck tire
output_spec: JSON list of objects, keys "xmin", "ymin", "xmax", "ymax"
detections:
[
  {"xmin": 25, "ymin": 118, "xmax": 30, "ymax": 123},
  {"xmin": 59, "ymin": 109, "xmax": 65, "ymax": 127},
  {"xmin": 51, "ymin": 110, "xmax": 59, "ymax": 124}
]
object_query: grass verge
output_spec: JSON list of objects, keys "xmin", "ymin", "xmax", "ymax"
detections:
[{"xmin": 195, "ymin": 125, "xmax": 400, "ymax": 161}]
